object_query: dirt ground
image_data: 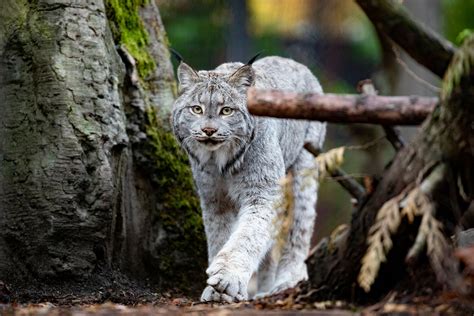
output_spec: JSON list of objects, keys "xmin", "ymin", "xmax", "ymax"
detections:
[
  {"xmin": 1, "ymin": 265, "xmax": 473, "ymax": 316},
  {"xmin": 1, "ymin": 285, "xmax": 473, "ymax": 316},
  {"xmin": 0, "ymin": 298, "xmax": 472, "ymax": 316}
]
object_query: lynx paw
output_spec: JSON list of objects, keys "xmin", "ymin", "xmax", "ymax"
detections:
[
  {"xmin": 270, "ymin": 267, "xmax": 307, "ymax": 295},
  {"xmin": 201, "ymin": 259, "xmax": 248, "ymax": 302},
  {"xmin": 200, "ymin": 285, "xmax": 236, "ymax": 303},
  {"xmin": 269, "ymin": 280, "xmax": 298, "ymax": 294},
  {"xmin": 253, "ymin": 280, "xmax": 298, "ymax": 300}
]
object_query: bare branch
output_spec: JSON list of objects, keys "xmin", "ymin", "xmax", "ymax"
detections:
[
  {"xmin": 382, "ymin": 126, "xmax": 406, "ymax": 150},
  {"xmin": 355, "ymin": 0, "xmax": 457, "ymax": 78},
  {"xmin": 304, "ymin": 143, "xmax": 366, "ymax": 202},
  {"xmin": 247, "ymin": 88, "xmax": 437, "ymax": 125},
  {"xmin": 357, "ymin": 80, "xmax": 406, "ymax": 150}
]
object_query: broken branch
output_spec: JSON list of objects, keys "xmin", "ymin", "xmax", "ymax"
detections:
[
  {"xmin": 247, "ymin": 88, "xmax": 437, "ymax": 125},
  {"xmin": 304, "ymin": 143, "xmax": 366, "ymax": 202}
]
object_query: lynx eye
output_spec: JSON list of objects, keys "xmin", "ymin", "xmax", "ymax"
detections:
[
  {"xmin": 190, "ymin": 105, "xmax": 203, "ymax": 115},
  {"xmin": 220, "ymin": 107, "xmax": 234, "ymax": 116}
]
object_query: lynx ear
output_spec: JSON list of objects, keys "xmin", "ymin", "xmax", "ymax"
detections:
[
  {"xmin": 228, "ymin": 65, "xmax": 255, "ymax": 90},
  {"xmin": 177, "ymin": 62, "xmax": 200, "ymax": 91}
]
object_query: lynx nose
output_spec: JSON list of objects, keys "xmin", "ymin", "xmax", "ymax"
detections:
[{"xmin": 202, "ymin": 127, "xmax": 217, "ymax": 136}]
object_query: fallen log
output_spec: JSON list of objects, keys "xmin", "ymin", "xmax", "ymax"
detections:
[{"xmin": 247, "ymin": 88, "xmax": 437, "ymax": 125}]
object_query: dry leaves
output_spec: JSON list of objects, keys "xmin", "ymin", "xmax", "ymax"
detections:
[
  {"xmin": 316, "ymin": 147, "xmax": 345, "ymax": 180},
  {"xmin": 358, "ymin": 185, "xmax": 457, "ymax": 293}
]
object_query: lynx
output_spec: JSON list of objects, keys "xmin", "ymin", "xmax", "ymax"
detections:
[{"xmin": 172, "ymin": 56, "xmax": 326, "ymax": 302}]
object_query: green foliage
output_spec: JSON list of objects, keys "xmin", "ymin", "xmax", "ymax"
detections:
[
  {"xmin": 253, "ymin": 32, "xmax": 285, "ymax": 57},
  {"xmin": 349, "ymin": 28, "xmax": 381, "ymax": 65},
  {"xmin": 160, "ymin": 0, "xmax": 227, "ymax": 69},
  {"xmin": 441, "ymin": 33, "xmax": 474, "ymax": 100},
  {"xmin": 442, "ymin": 0, "xmax": 474, "ymax": 44},
  {"xmin": 456, "ymin": 29, "xmax": 473, "ymax": 46},
  {"xmin": 105, "ymin": 0, "xmax": 156, "ymax": 78}
]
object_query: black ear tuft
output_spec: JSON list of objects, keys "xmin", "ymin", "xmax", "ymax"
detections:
[
  {"xmin": 246, "ymin": 52, "xmax": 262, "ymax": 65},
  {"xmin": 170, "ymin": 48, "xmax": 183, "ymax": 63}
]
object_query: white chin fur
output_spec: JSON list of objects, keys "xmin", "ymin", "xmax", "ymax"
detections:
[
  {"xmin": 192, "ymin": 141, "xmax": 234, "ymax": 171},
  {"xmin": 200, "ymin": 142, "xmax": 225, "ymax": 151}
]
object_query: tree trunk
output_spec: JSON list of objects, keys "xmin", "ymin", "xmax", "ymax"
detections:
[
  {"xmin": 304, "ymin": 26, "xmax": 474, "ymax": 304},
  {"xmin": 0, "ymin": 0, "xmax": 206, "ymax": 296}
]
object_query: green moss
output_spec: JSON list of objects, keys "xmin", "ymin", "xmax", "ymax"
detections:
[
  {"xmin": 104, "ymin": 0, "xmax": 156, "ymax": 78},
  {"xmin": 103, "ymin": 0, "xmax": 206, "ymax": 291},
  {"xmin": 0, "ymin": 0, "xmax": 28, "ymax": 31},
  {"xmin": 441, "ymin": 33, "xmax": 474, "ymax": 100},
  {"xmin": 142, "ymin": 105, "xmax": 207, "ymax": 291}
]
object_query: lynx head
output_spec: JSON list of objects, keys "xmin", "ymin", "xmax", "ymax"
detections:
[{"xmin": 172, "ymin": 60, "xmax": 256, "ymax": 169}]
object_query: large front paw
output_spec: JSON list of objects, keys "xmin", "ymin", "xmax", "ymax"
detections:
[
  {"xmin": 200, "ymin": 285, "xmax": 236, "ymax": 303},
  {"xmin": 200, "ymin": 260, "xmax": 249, "ymax": 302}
]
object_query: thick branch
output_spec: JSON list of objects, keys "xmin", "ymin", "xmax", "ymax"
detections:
[
  {"xmin": 355, "ymin": 0, "xmax": 457, "ymax": 77},
  {"xmin": 247, "ymin": 88, "xmax": 437, "ymax": 125}
]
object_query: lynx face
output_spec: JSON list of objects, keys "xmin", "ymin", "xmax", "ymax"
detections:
[{"xmin": 172, "ymin": 63, "xmax": 255, "ymax": 168}]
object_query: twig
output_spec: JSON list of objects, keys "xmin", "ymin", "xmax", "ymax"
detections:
[
  {"xmin": 391, "ymin": 44, "xmax": 441, "ymax": 93},
  {"xmin": 357, "ymin": 80, "xmax": 407, "ymax": 151},
  {"xmin": 382, "ymin": 125, "xmax": 405, "ymax": 150},
  {"xmin": 345, "ymin": 136, "xmax": 386, "ymax": 151},
  {"xmin": 304, "ymin": 143, "xmax": 366, "ymax": 202},
  {"xmin": 330, "ymin": 168, "xmax": 367, "ymax": 202}
]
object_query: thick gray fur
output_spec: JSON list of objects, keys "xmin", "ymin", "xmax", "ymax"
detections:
[{"xmin": 172, "ymin": 56, "xmax": 326, "ymax": 302}]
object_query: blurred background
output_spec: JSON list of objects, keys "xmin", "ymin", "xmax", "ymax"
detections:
[{"xmin": 157, "ymin": 0, "xmax": 474, "ymax": 244}]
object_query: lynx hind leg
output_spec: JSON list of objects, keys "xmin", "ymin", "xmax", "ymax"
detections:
[
  {"xmin": 271, "ymin": 150, "xmax": 318, "ymax": 294},
  {"xmin": 256, "ymin": 249, "xmax": 277, "ymax": 295}
]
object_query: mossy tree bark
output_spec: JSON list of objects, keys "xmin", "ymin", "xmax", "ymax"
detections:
[
  {"xmin": 304, "ymin": 12, "xmax": 473, "ymax": 304},
  {"xmin": 0, "ymin": 0, "xmax": 206, "ymax": 296}
]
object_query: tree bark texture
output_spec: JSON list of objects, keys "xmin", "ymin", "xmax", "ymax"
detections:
[
  {"xmin": 0, "ymin": 0, "xmax": 206, "ymax": 294},
  {"xmin": 305, "ymin": 34, "xmax": 474, "ymax": 301},
  {"xmin": 247, "ymin": 88, "xmax": 437, "ymax": 125}
]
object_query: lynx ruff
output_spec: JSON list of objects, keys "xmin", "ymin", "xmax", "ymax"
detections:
[{"xmin": 172, "ymin": 56, "xmax": 326, "ymax": 302}]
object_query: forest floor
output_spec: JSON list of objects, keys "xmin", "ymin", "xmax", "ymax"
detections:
[{"xmin": 1, "ymin": 283, "xmax": 473, "ymax": 315}]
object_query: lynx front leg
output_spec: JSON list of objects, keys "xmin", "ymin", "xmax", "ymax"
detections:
[
  {"xmin": 201, "ymin": 202, "xmax": 277, "ymax": 302},
  {"xmin": 200, "ymin": 207, "xmax": 239, "ymax": 303},
  {"xmin": 202, "ymin": 209, "xmax": 236, "ymax": 264},
  {"xmin": 201, "ymin": 145, "xmax": 284, "ymax": 303},
  {"xmin": 200, "ymin": 202, "xmax": 242, "ymax": 303}
]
